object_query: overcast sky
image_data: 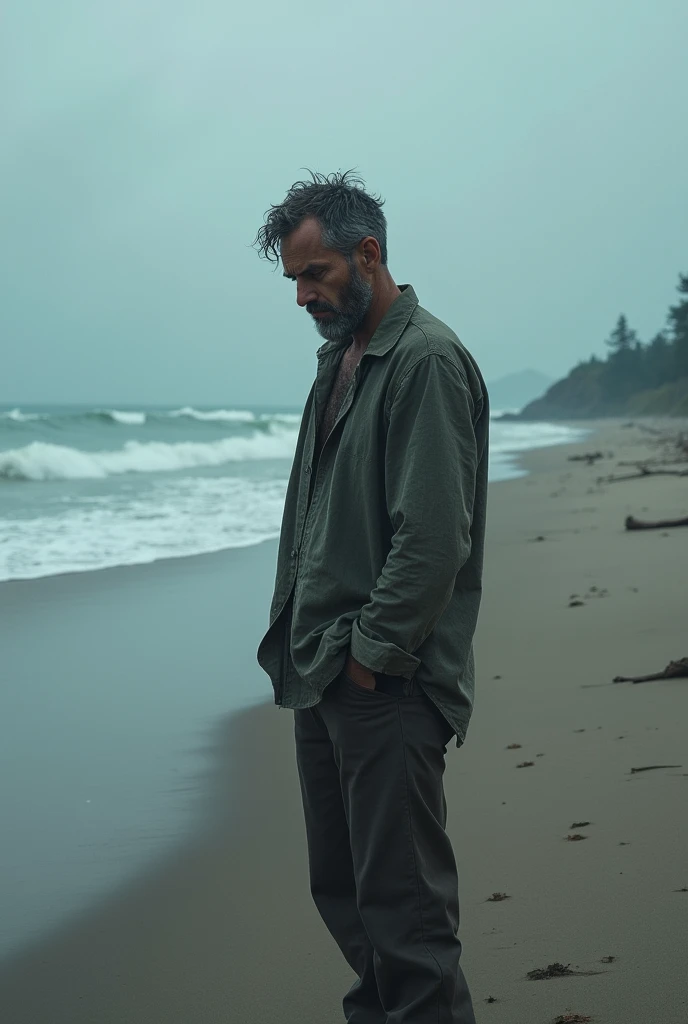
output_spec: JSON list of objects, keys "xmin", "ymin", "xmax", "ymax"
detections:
[{"xmin": 2, "ymin": 0, "xmax": 686, "ymax": 407}]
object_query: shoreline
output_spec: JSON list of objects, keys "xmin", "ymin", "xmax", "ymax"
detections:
[
  {"xmin": 1, "ymin": 419, "xmax": 687, "ymax": 1022},
  {"xmin": 0, "ymin": 417, "xmax": 591, "ymax": 589}
]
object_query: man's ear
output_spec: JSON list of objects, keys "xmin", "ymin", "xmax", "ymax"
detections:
[{"xmin": 359, "ymin": 236, "xmax": 381, "ymax": 271}]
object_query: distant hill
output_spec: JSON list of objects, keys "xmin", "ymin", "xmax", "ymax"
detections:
[
  {"xmin": 503, "ymin": 272, "xmax": 688, "ymax": 420},
  {"xmin": 486, "ymin": 369, "xmax": 553, "ymax": 412}
]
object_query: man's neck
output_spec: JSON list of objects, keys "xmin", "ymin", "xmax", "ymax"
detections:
[{"xmin": 350, "ymin": 272, "xmax": 402, "ymax": 355}]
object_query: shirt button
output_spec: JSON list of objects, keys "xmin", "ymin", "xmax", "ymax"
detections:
[
  {"xmin": 305, "ymin": 465, "xmax": 312, "ymax": 474},
  {"xmin": 291, "ymin": 548, "xmax": 298, "ymax": 559}
]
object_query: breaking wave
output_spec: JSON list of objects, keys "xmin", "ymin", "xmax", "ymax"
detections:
[
  {"xmin": 0, "ymin": 406, "xmax": 301, "ymax": 430},
  {"xmin": 102, "ymin": 410, "xmax": 147, "ymax": 425},
  {"xmin": 0, "ymin": 408, "xmax": 46, "ymax": 422},
  {"xmin": 0, "ymin": 430, "xmax": 299, "ymax": 482}
]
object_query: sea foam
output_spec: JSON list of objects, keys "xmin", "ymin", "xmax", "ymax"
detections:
[
  {"xmin": 0, "ymin": 476, "xmax": 288, "ymax": 582},
  {"xmin": 167, "ymin": 406, "xmax": 258, "ymax": 423}
]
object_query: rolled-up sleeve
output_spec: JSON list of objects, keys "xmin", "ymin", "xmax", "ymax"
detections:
[{"xmin": 350, "ymin": 353, "xmax": 478, "ymax": 678}]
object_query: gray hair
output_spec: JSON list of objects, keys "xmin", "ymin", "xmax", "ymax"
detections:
[{"xmin": 253, "ymin": 170, "xmax": 388, "ymax": 265}]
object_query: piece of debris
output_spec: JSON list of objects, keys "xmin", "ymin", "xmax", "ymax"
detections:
[
  {"xmin": 569, "ymin": 599, "xmax": 585, "ymax": 608},
  {"xmin": 532, "ymin": 535, "xmax": 547, "ymax": 542},
  {"xmin": 493, "ymin": 674, "xmax": 502, "ymax": 680},
  {"xmin": 619, "ymin": 842, "xmax": 630, "ymax": 846},
  {"xmin": 486, "ymin": 892, "xmax": 511, "ymax": 902},
  {"xmin": 600, "ymin": 955, "xmax": 616, "ymax": 963},
  {"xmin": 613, "ymin": 658, "xmax": 688, "ymax": 684},
  {"xmin": 630, "ymin": 765, "xmax": 682, "ymax": 774},
  {"xmin": 571, "ymin": 821, "xmax": 590, "ymax": 828},
  {"xmin": 536, "ymin": 753, "xmax": 545, "ymax": 757},
  {"xmin": 565, "ymin": 834, "xmax": 587, "ymax": 842},
  {"xmin": 574, "ymin": 729, "xmax": 586, "ymax": 733},
  {"xmin": 517, "ymin": 761, "xmax": 535, "ymax": 768},
  {"xmin": 626, "ymin": 514, "xmax": 688, "ymax": 531},
  {"xmin": 485, "ymin": 995, "xmax": 498, "ymax": 1003},
  {"xmin": 553, "ymin": 1015, "xmax": 592, "ymax": 1024},
  {"xmin": 674, "ymin": 887, "xmax": 688, "ymax": 893},
  {"xmin": 506, "ymin": 743, "xmax": 522, "ymax": 749},
  {"xmin": 528, "ymin": 962, "xmax": 603, "ymax": 983},
  {"xmin": 527, "ymin": 963, "xmax": 574, "ymax": 981},
  {"xmin": 568, "ymin": 451, "xmax": 604, "ymax": 464}
]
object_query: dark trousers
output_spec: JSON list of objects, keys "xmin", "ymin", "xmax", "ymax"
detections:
[{"xmin": 294, "ymin": 674, "xmax": 476, "ymax": 1023}]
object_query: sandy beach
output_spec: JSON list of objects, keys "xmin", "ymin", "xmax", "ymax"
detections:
[{"xmin": 1, "ymin": 420, "xmax": 687, "ymax": 1023}]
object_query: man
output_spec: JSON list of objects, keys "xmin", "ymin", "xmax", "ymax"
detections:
[{"xmin": 255, "ymin": 171, "xmax": 488, "ymax": 1023}]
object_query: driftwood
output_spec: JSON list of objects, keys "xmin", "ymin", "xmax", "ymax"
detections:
[
  {"xmin": 599, "ymin": 429, "xmax": 688, "ymax": 483},
  {"xmin": 598, "ymin": 466, "xmax": 688, "ymax": 484},
  {"xmin": 617, "ymin": 455, "xmax": 688, "ymax": 469},
  {"xmin": 613, "ymin": 658, "xmax": 688, "ymax": 684},
  {"xmin": 568, "ymin": 451, "xmax": 605, "ymax": 464},
  {"xmin": 625, "ymin": 515, "xmax": 688, "ymax": 530},
  {"xmin": 634, "ymin": 423, "xmax": 665, "ymax": 435}
]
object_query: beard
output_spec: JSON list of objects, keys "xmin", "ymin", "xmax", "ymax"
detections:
[{"xmin": 307, "ymin": 263, "xmax": 373, "ymax": 342}]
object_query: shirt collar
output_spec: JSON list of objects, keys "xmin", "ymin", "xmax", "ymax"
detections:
[{"xmin": 316, "ymin": 284, "xmax": 418, "ymax": 361}]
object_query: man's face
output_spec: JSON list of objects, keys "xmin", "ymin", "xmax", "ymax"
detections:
[{"xmin": 281, "ymin": 217, "xmax": 372, "ymax": 342}]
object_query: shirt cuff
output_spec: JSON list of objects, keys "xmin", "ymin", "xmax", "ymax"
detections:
[{"xmin": 350, "ymin": 618, "xmax": 421, "ymax": 679}]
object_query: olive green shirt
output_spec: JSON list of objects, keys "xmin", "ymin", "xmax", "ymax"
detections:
[{"xmin": 257, "ymin": 285, "xmax": 489, "ymax": 744}]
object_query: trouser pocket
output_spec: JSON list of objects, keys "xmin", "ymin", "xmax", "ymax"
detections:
[{"xmin": 374, "ymin": 673, "xmax": 415, "ymax": 697}]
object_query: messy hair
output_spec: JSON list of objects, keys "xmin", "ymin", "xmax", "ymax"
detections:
[{"xmin": 253, "ymin": 170, "xmax": 387, "ymax": 265}]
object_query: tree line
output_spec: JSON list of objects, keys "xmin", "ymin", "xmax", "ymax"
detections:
[{"xmin": 517, "ymin": 272, "xmax": 688, "ymax": 419}]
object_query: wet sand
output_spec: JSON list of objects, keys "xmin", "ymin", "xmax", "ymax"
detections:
[
  {"xmin": 1, "ymin": 420, "xmax": 687, "ymax": 1023},
  {"xmin": 0, "ymin": 542, "xmax": 280, "ymax": 958}
]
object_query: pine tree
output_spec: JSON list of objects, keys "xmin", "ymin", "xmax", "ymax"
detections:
[
  {"xmin": 605, "ymin": 315, "xmax": 637, "ymax": 354},
  {"xmin": 603, "ymin": 315, "xmax": 643, "ymax": 403}
]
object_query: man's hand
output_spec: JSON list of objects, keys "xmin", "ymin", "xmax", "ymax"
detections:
[{"xmin": 344, "ymin": 652, "xmax": 377, "ymax": 690}]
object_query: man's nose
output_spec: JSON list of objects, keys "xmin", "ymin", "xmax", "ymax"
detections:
[{"xmin": 296, "ymin": 281, "xmax": 317, "ymax": 308}]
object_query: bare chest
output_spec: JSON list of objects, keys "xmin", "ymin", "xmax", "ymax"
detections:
[{"xmin": 317, "ymin": 350, "xmax": 360, "ymax": 451}]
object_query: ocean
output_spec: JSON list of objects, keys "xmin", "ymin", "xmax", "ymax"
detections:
[{"xmin": 0, "ymin": 403, "xmax": 586, "ymax": 583}]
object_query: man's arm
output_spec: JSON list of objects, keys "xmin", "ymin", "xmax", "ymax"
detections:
[{"xmin": 348, "ymin": 352, "xmax": 479, "ymax": 683}]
